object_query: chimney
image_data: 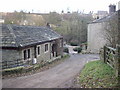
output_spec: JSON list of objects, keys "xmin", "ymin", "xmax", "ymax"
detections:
[{"xmin": 109, "ymin": 4, "xmax": 116, "ymax": 14}]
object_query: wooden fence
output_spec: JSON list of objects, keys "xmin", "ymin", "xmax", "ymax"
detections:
[
  {"xmin": 100, "ymin": 45, "xmax": 120, "ymax": 78},
  {"xmin": 104, "ymin": 46, "xmax": 116, "ymax": 68},
  {"xmin": 0, "ymin": 59, "xmax": 31, "ymax": 69}
]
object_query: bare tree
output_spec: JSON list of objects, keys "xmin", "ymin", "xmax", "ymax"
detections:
[{"xmin": 103, "ymin": 13, "xmax": 118, "ymax": 48}]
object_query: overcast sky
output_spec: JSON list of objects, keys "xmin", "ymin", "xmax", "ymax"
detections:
[{"xmin": 0, "ymin": 0, "xmax": 120, "ymax": 13}]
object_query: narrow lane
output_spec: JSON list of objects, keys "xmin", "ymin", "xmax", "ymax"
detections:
[{"xmin": 2, "ymin": 54, "xmax": 99, "ymax": 88}]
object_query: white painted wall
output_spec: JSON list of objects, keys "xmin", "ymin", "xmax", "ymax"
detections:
[
  {"xmin": 87, "ymin": 22, "xmax": 107, "ymax": 53},
  {"xmin": 118, "ymin": 1, "xmax": 120, "ymax": 10}
]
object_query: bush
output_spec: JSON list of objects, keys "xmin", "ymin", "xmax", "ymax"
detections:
[
  {"xmin": 2, "ymin": 66, "xmax": 24, "ymax": 76},
  {"xmin": 73, "ymin": 47, "xmax": 82, "ymax": 53},
  {"xmin": 63, "ymin": 47, "xmax": 69, "ymax": 53},
  {"xmin": 63, "ymin": 54, "xmax": 70, "ymax": 59},
  {"xmin": 70, "ymin": 42, "xmax": 78, "ymax": 46},
  {"xmin": 73, "ymin": 48, "xmax": 78, "ymax": 51},
  {"xmin": 2, "ymin": 64, "xmax": 40, "ymax": 76}
]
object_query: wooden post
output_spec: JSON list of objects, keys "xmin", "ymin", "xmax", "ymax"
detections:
[
  {"xmin": 17, "ymin": 59, "xmax": 19, "ymax": 66},
  {"xmin": 104, "ymin": 46, "xmax": 106, "ymax": 63},
  {"xmin": 116, "ymin": 45, "xmax": 120, "ymax": 86},
  {"xmin": 62, "ymin": 38, "xmax": 64, "ymax": 57},
  {"xmin": 6, "ymin": 61, "xmax": 8, "ymax": 69},
  {"xmin": 117, "ymin": 10, "xmax": 120, "ymax": 86}
]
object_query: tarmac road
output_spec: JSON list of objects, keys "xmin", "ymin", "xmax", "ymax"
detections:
[{"xmin": 2, "ymin": 54, "xmax": 99, "ymax": 88}]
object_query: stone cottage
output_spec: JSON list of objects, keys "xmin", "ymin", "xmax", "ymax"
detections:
[
  {"xmin": 87, "ymin": 16, "xmax": 109, "ymax": 53},
  {"xmin": 87, "ymin": 5, "xmax": 120, "ymax": 53},
  {"xmin": 1, "ymin": 24, "xmax": 63, "ymax": 69}
]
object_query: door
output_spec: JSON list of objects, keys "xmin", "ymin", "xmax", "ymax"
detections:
[{"xmin": 52, "ymin": 43, "xmax": 58, "ymax": 57}]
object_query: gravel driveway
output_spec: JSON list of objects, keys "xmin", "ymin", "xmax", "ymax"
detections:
[{"xmin": 2, "ymin": 54, "xmax": 99, "ymax": 88}]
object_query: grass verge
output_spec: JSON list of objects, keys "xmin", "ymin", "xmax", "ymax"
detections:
[{"xmin": 79, "ymin": 60, "xmax": 118, "ymax": 88}]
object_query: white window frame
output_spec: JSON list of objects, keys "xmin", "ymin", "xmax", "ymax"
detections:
[
  {"xmin": 28, "ymin": 49, "xmax": 31, "ymax": 59},
  {"xmin": 60, "ymin": 39, "xmax": 62, "ymax": 47},
  {"xmin": 44, "ymin": 43, "xmax": 49, "ymax": 53},
  {"xmin": 23, "ymin": 48, "xmax": 31, "ymax": 60},
  {"xmin": 37, "ymin": 45, "xmax": 41, "ymax": 57},
  {"xmin": 23, "ymin": 50, "xmax": 27, "ymax": 60}
]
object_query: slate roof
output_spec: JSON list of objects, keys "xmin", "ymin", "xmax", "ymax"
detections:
[
  {"xmin": 1, "ymin": 24, "xmax": 62, "ymax": 48},
  {"xmin": 91, "ymin": 10, "xmax": 119, "ymax": 24},
  {"xmin": 91, "ymin": 16, "xmax": 110, "ymax": 23}
]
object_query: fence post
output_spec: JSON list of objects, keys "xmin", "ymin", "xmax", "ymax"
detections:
[
  {"xmin": 5, "ymin": 61, "xmax": 8, "ymax": 69},
  {"xmin": 103, "ymin": 46, "xmax": 106, "ymax": 63},
  {"xmin": 116, "ymin": 45, "xmax": 120, "ymax": 86}
]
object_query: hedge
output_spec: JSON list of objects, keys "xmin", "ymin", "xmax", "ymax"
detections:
[{"xmin": 73, "ymin": 47, "xmax": 82, "ymax": 53}]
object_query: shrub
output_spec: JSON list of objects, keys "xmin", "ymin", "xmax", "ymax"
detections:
[
  {"xmin": 2, "ymin": 64, "xmax": 40, "ymax": 76},
  {"xmin": 70, "ymin": 42, "xmax": 78, "ymax": 46},
  {"xmin": 73, "ymin": 48, "xmax": 77, "ymax": 51},
  {"xmin": 73, "ymin": 47, "xmax": 82, "ymax": 53},
  {"xmin": 63, "ymin": 47, "xmax": 69, "ymax": 53},
  {"xmin": 2, "ymin": 66, "xmax": 24, "ymax": 76}
]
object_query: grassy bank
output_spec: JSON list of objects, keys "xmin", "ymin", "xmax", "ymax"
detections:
[{"xmin": 79, "ymin": 60, "xmax": 118, "ymax": 88}]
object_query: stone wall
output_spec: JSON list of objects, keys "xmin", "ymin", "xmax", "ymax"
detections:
[
  {"xmin": 2, "ymin": 49, "xmax": 22, "ymax": 61},
  {"xmin": 36, "ymin": 43, "xmax": 51, "ymax": 63},
  {"xmin": 1, "ymin": 38, "xmax": 63, "ymax": 68},
  {"xmin": 87, "ymin": 22, "xmax": 106, "ymax": 53},
  {"xmin": 2, "ymin": 49, "xmax": 22, "ymax": 68}
]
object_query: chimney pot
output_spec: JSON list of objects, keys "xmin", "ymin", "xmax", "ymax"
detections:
[{"xmin": 109, "ymin": 4, "xmax": 116, "ymax": 14}]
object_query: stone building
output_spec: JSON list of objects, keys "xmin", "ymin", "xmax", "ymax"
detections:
[
  {"xmin": 87, "ymin": 5, "xmax": 120, "ymax": 53},
  {"xmin": 118, "ymin": 1, "xmax": 120, "ymax": 10},
  {"xmin": 1, "ymin": 24, "xmax": 63, "ymax": 68},
  {"xmin": 92, "ymin": 11, "xmax": 108, "ymax": 19},
  {"xmin": 87, "ymin": 17, "xmax": 108, "ymax": 53}
]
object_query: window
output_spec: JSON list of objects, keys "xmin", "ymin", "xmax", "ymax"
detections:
[
  {"xmin": 24, "ymin": 50, "xmax": 27, "ymax": 60},
  {"xmin": 23, "ymin": 49, "xmax": 31, "ymax": 60},
  {"xmin": 45, "ymin": 44, "xmax": 48, "ymax": 52},
  {"xmin": 37, "ymin": 46, "xmax": 40, "ymax": 55},
  {"xmin": 28, "ymin": 49, "xmax": 30, "ymax": 58},
  {"xmin": 60, "ymin": 40, "xmax": 62, "ymax": 47}
]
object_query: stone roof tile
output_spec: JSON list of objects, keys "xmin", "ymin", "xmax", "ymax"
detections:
[{"xmin": 1, "ymin": 24, "xmax": 62, "ymax": 47}]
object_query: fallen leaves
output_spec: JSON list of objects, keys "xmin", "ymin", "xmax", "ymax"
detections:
[{"xmin": 78, "ymin": 60, "xmax": 118, "ymax": 88}]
